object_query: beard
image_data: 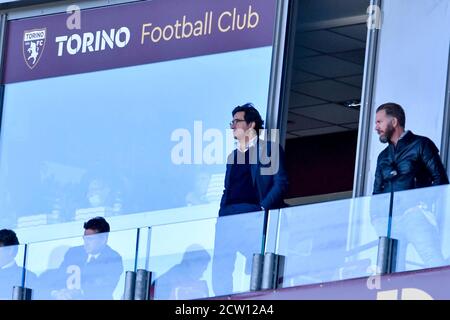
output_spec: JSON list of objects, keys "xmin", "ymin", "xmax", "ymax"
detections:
[{"xmin": 379, "ymin": 123, "xmax": 394, "ymax": 143}]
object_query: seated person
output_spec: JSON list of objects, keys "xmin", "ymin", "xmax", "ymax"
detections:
[
  {"xmin": 39, "ymin": 217, "xmax": 123, "ymax": 300},
  {"xmin": 185, "ymin": 172, "xmax": 211, "ymax": 206},
  {"xmin": 75, "ymin": 175, "xmax": 125, "ymax": 220},
  {"xmin": 0, "ymin": 229, "xmax": 37, "ymax": 299}
]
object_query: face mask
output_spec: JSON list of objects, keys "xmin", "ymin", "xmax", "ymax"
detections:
[{"xmin": 89, "ymin": 194, "xmax": 102, "ymax": 207}]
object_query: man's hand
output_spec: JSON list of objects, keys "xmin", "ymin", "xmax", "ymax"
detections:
[{"xmin": 51, "ymin": 288, "xmax": 83, "ymax": 300}]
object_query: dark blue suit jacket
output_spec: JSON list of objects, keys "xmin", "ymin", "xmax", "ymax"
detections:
[
  {"xmin": 220, "ymin": 139, "xmax": 289, "ymax": 212},
  {"xmin": 36, "ymin": 245, "xmax": 124, "ymax": 300},
  {"xmin": 0, "ymin": 263, "xmax": 38, "ymax": 300}
]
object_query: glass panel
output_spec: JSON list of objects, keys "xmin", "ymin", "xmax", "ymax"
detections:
[
  {"xmin": 391, "ymin": 184, "xmax": 450, "ymax": 272},
  {"xmin": 148, "ymin": 211, "xmax": 265, "ymax": 299},
  {"xmin": 0, "ymin": 244, "xmax": 26, "ymax": 300},
  {"xmin": 0, "ymin": 0, "xmax": 275, "ymax": 230},
  {"xmin": 365, "ymin": 0, "xmax": 450, "ymax": 196},
  {"xmin": 276, "ymin": 192, "xmax": 390, "ymax": 288},
  {"xmin": 25, "ymin": 229, "xmax": 137, "ymax": 300},
  {"xmin": 135, "ymin": 227, "xmax": 150, "ymax": 271}
]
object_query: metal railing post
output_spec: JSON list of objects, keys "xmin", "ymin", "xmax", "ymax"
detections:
[
  {"xmin": 123, "ymin": 271, "xmax": 136, "ymax": 300},
  {"xmin": 12, "ymin": 286, "xmax": 32, "ymax": 300},
  {"xmin": 376, "ymin": 236, "xmax": 398, "ymax": 275},
  {"xmin": 134, "ymin": 269, "xmax": 152, "ymax": 300},
  {"xmin": 250, "ymin": 253, "xmax": 264, "ymax": 291}
]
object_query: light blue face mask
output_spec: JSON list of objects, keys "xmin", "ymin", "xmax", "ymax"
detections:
[{"xmin": 88, "ymin": 194, "xmax": 103, "ymax": 207}]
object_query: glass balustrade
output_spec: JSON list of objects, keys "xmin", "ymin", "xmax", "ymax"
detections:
[
  {"xmin": 274, "ymin": 192, "xmax": 391, "ymax": 288},
  {"xmin": 145, "ymin": 210, "xmax": 265, "ymax": 299},
  {"xmin": 24, "ymin": 229, "xmax": 138, "ymax": 300},
  {"xmin": 6, "ymin": 184, "xmax": 450, "ymax": 300},
  {"xmin": 390, "ymin": 184, "xmax": 450, "ymax": 272},
  {"xmin": 0, "ymin": 244, "xmax": 26, "ymax": 300}
]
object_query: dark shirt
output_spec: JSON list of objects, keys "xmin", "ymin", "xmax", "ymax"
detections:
[
  {"xmin": 220, "ymin": 140, "xmax": 289, "ymax": 214},
  {"xmin": 226, "ymin": 150, "xmax": 260, "ymax": 206}
]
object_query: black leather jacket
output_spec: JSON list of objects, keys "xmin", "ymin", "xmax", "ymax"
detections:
[{"xmin": 373, "ymin": 131, "xmax": 449, "ymax": 195}]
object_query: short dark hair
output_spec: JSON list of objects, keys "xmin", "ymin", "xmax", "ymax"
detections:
[
  {"xmin": 83, "ymin": 216, "xmax": 110, "ymax": 233},
  {"xmin": 232, "ymin": 103, "xmax": 264, "ymax": 131},
  {"xmin": 376, "ymin": 102, "xmax": 406, "ymax": 128},
  {"xmin": 0, "ymin": 229, "xmax": 19, "ymax": 246}
]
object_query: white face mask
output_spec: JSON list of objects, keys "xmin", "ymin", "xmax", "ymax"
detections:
[{"xmin": 88, "ymin": 194, "xmax": 102, "ymax": 207}]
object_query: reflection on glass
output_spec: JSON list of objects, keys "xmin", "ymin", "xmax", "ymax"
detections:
[
  {"xmin": 278, "ymin": 194, "xmax": 390, "ymax": 288},
  {"xmin": 390, "ymin": 185, "xmax": 450, "ymax": 272},
  {"xmin": 148, "ymin": 211, "xmax": 264, "ymax": 299},
  {"xmin": 33, "ymin": 232, "xmax": 123, "ymax": 300},
  {"xmin": 74, "ymin": 173, "xmax": 125, "ymax": 221},
  {"xmin": 26, "ymin": 222, "xmax": 141, "ymax": 300},
  {"xmin": 211, "ymin": 212, "xmax": 264, "ymax": 297},
  {"xmin": 185, "ymin": 172, "xmax": 212, "ymax": 206},
  {"xmin": 0, "ymin": 47, "xmax": 272, "ymax": 230},
  {"xmin": 154, "ymin": 244, "xmax": 211, "ymax": 300},
  {"xmin": 0, "ymin": 229, "xmax": 37, "ymax": 300},
  {"xmin": 0, "ymin": 244, "xmax": 26, "ymax": 300}
]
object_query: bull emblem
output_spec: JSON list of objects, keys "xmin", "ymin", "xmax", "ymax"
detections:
[{"xmin": 23, "ymin": 28, "xmax": 46, "ymax": 69}]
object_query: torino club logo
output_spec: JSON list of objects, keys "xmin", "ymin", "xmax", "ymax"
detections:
[{"xmin": 23, "ymin": 28, "xmax": 46, "ymax": 69}]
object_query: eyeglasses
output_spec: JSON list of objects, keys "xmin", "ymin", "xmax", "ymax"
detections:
[{"xmin": 229, "ymin": 119, "xmax": 246, "ymax": 127}]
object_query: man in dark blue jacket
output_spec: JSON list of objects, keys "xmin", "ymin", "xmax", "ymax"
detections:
[
  {"xmin": 0, "ymin": 229, "xmax": 37, "ymax": 300},
  {"xmin": 212, "ymin": 103, "xmax": 288, "ymax": 296},
  {"xmin": 39, "ymin": 217, "xmax": 123, "ymax": 300},
  {"xmin": 219, "ymin": 103, "xmax": 288, "ymax": 215},
  {"xmin": 372, "ymin": 102, "xmax": 449, "ymax": 269}
]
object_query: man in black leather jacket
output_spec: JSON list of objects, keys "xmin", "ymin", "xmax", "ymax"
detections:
[
  {"xmin": 373, "ymin": 104, "xmax": 448, "ymax": 194},
  {"xmin": 372, "ymin": 102, "xmax": 449, "ymax": 269}
]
